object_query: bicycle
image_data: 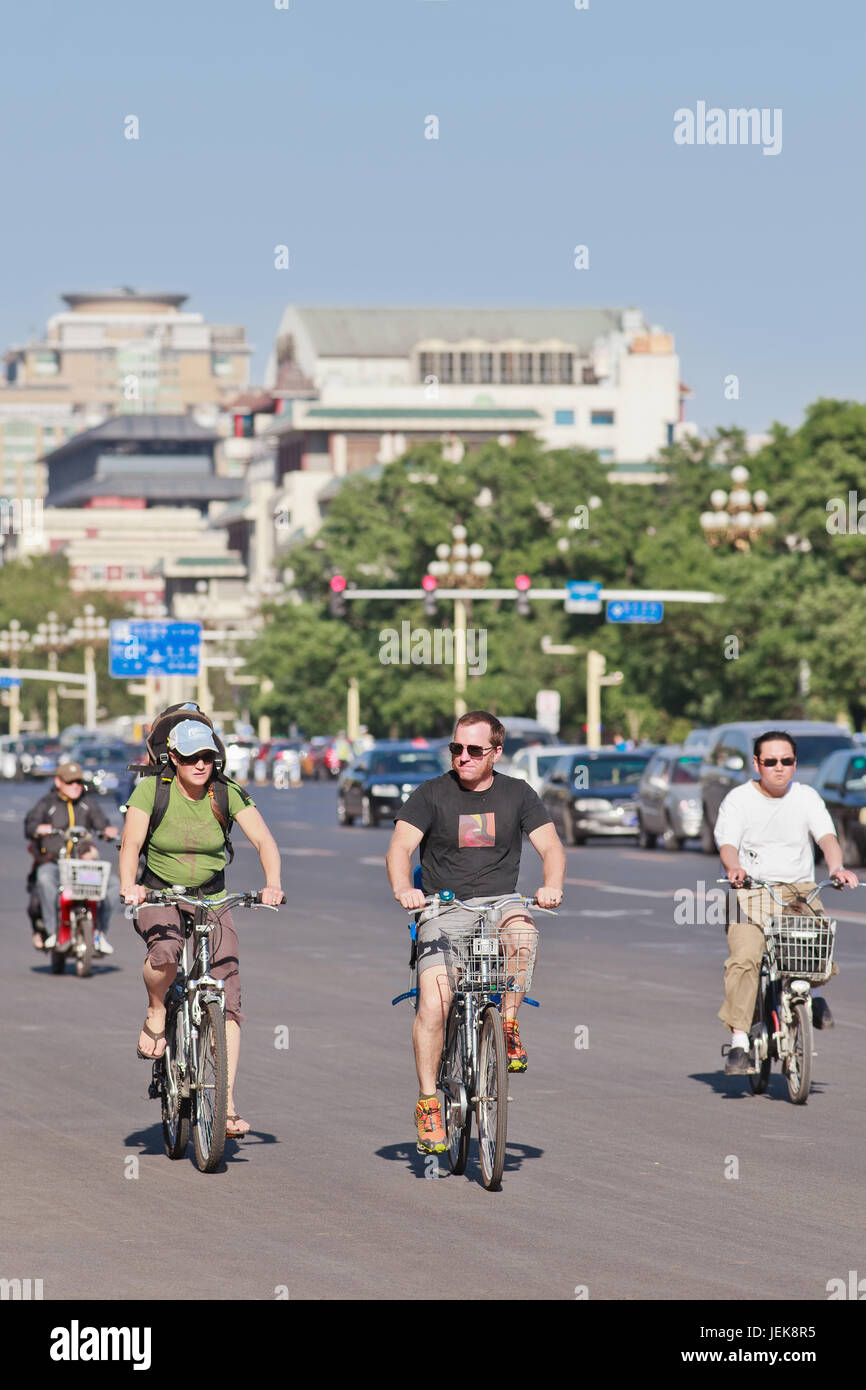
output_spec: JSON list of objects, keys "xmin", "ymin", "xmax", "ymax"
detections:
[
  {"xmin": 719, "ymin": 875, "xmax": 850, "ymax": 1104},
  {"xmin": 132, "ymin": 887, "xmax": 280, "ymax": 1172},
  {"xmin": 426, "ymin": 891, "xmax": 550, "ymax": 1190}
]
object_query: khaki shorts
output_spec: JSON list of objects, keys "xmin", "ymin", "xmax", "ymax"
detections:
[{"xmin": 135, "ymin": 903, "xmax": 244, "ymax": 1025}]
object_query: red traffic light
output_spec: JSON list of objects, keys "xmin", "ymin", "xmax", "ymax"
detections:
[
  {"xmin": 421, "ymin": 574, "xmax": 437, "ymax": 592},
  {"xmin": 514, "ymin": 574, "xmax": 532, "ymax": 591},
  {"xmin": 329, "ymin": 575, "xmax": 347, "ymax": 593}
]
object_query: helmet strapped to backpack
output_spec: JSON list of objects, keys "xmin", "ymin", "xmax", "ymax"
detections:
[{"xmin": 140, "ymin": 702, "xmax": 227, "ymax": 774}]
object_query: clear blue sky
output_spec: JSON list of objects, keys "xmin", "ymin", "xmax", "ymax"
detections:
[{"xmin": 1, "ymin": 0, "xmax": 863, "ymax": 435}]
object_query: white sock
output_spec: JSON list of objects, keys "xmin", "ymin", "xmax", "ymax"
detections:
[{"xmin": 731, "ymin": 1030, "xmax": 750, "ymax": 1050}]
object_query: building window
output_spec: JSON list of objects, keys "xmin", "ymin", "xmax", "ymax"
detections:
[
  {"xmin": 582, "ymin": 364, "xmax": 598, "ymax": 385},
  {"xmin": 558, "ymin": 354, "xmax": 574, "ymax": 384},
  {"xmin": 211, "ymin": 354, "xmax": 232, "ymax": 377},
  {"xmin": 540, "ymin": 353, "xmax": 555, "ymax": 384},
  {"xmin": 419, "ymin": 352, "xmax": 435, "ymax": 381},
  {"xmin": 591, "ymin": 410, "xmax": 615, "ymax": 426},
  {"xmin": 439, "ymin": 352, "xmax": 454, "ymax": 384},
  {"xmin": 499, "ymin": 353, "xmax": 515, "ymax": 384},
  {"xmin": 459, "ymin": 352, "xmax": 474, "ymax": 384},
  {"xmin": 480, "ymin": 352, "xmax": 494, "ymax": 383},
  {"xmin": 597, "ymin": 448, "xmax": 615, "ymax": 461},
  {"xmin": 90, "ymin": 565, "xmax": 106, "ymax": 581},
  {"xmin": 554, "ymin": 409, "xmax": 575, "ymax": 426},
  {"xmin": 518, "ymin": 353, "xmax": 534, "ymax": 384},
  {"xmin": 124, "ymin": 565, "xmax": 141, "ymax": 580}
]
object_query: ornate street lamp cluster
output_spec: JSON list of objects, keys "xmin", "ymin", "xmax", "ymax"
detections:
[
  {"xmin": 700, "ymin": 465, "xmax": 776, "ymax": 550},
  {"xmin": 426, "ymin": 524, "xmax": 492, "ymax": 587}
]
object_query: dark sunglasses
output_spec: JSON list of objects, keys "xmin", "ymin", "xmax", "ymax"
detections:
[
  {"xmin": 449, "ymin": 742, "xmax": 495, "ymax": 759},
  {"xmin": 174, "ymin": 750, "xmax": 215, "ymax": 766},
  {"xmin": 759, "ymin": 756, "xmax": 795, "ymax": 767}
]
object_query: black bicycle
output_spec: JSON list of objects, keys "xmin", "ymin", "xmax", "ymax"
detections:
[{"xmin": 134, "ymin": 888, "xmax": 279, "ymax": 1172}]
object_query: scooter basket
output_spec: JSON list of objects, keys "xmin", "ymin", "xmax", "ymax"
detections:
[
  {"xmin": 764, "ymin": 915, "xmax": 836, "ymax": 984},
  {"xmin": 58, "ymin": 859, "xmax": 111, "ymax": 901}
]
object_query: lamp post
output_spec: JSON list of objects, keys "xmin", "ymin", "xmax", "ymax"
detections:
[
  {"xmin": 31, "ymin": 611, "xmax": 74, "ymax": 737},
  {"xmin": 68, "ymin": 604, "xmax": 109, "ymax": 728},
  {"xmin": 699, "ymin": 465, "xmax": 776, "ymax": 551},
  {"xmin": 0, "ymin": 619, "xmax": 31, "ymax": 737},
  {"xmin": 427, "ymin": 524, "xmax": 493, "ymax": 719}
]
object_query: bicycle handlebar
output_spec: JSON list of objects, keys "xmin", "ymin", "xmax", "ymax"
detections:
[
  {"xmin": 715, "ymin": 875, "xmax": 858, "ymax": 907},
  {"xmin": 421, "ymin": 890, "xmax": 558, "ymax": 915},
  {"xmin": 129, "ymin": 888, "xmax": 282, "ymax": 911}
]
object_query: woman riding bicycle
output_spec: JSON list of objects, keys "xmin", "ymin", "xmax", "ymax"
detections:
[{"xmin": 119, "ymin": 719, "xmax": 283, "ymax": 1138}]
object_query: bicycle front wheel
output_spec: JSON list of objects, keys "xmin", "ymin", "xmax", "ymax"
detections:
[
  {"xmin": 785, "ymin": 1000, "xmax": 813, "ymax": 1104},
  {"xmin": 193, "ymin": 1000, "xmax": 227, "ymax": 1172},
  {"xmin": 75, "ymin": 912, "xmax": 94, "ymax": 978},
  {"xmin": 476, "ymin": 1007, "xmax": 508, "ymax": 1190},
  {"xmin": 441, "ymin": 1000, "xmax": 471, "ymax": 1175},
  {"xmin": 162, "ymin": 1009, "xmax": 190, "ymax": 1160}
]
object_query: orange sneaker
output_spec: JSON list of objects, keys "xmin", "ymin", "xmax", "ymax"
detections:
[
  {"xmin": 415, "ymin": 1096, "xmax": 447, "ymax": 1154},
  {"xmin": 504, "ymin": 1018, "xmax": 527, "ymax": 1072}
]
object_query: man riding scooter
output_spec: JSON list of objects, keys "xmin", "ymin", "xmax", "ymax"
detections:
[{"xmin": 25, "ymin": 760, "xmax": 119, "ymax": 953}]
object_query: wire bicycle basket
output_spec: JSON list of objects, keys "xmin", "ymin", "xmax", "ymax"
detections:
[
  {"xmin": 58, "ymin": 859, "xmax": 111, "ymax": 901},
  {"xmin": 764, "ymin": 915, "xmax": 836, "ymax": 983},
  {"xmin": 443, "ymin": 918, "xmax": 538, "ymax": 996}
]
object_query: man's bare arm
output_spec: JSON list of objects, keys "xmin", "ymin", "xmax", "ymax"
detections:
[
  {"xmin": 527, "ymin": 822, "xmax": 565, "ymax": 908},
  {"xmin": 386, "ymin": 820, "xmax": 425, "ymax": 909}
]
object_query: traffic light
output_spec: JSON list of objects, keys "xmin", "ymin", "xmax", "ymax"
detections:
[
  {"xmin": 329, "ymin": 574, "xmax": 347, "ymax": 617},
  {"xmin": 514, "ymin": 574, "xmax": 531, "ymax": 617},
  {"xmin": 421, "ymin": 573, "xmax": 438, "ymax": 618}
]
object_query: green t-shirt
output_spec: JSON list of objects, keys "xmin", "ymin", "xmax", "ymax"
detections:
[{"xmin": 127, "ymin": 775, "xmax": 254, "ymax": 893}]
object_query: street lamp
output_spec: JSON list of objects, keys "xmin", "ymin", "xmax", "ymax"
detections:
[
  {"xmin": 0, "ymin": 618, "xmax": 31, "ymax": 737},
  {"xmin": 426, "ymin": 524, "xmax": 493, "ymax": 718},
  {"xmin": 699, "ymin": 465, "xmax": 776, "ymax": 551},
  {"xmin": 31, "ymin": 611, "xmax": 74, "ymax": 737},
  {"xmin": 68, "ymin": 604, "xmax": 109, "ymax": 728}
]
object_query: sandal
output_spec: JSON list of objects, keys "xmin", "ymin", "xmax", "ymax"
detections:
[
  {"xmin": 226, "ymin": 1113, "xmax": 250, "ymax": 1138},
  {"xmin": 137, "ymin": 1020, "xmax": 166, "ymax": 1060}
]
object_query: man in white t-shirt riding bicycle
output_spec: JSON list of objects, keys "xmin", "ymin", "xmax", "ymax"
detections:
[{"xmin": 715, "ymin": 729, "xmax": 858, "ymax": 1074}]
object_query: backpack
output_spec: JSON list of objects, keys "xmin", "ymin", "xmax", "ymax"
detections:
[{"xmin": 128, "ymin": 702, "xmax": 244, "ymax": 872}]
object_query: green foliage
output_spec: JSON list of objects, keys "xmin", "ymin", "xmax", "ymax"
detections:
[{"xmin": 247, "ymin": 403, "xmax": 866, "ymax": 739}]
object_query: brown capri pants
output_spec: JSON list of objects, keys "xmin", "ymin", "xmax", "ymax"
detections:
[
  {"xmin": 719, "ymin": 882, "xmax": 835, "ymax": 1033},
  {"xmin": 135, "ymin": 903, "xmax": 244, "ymax": 1025}
]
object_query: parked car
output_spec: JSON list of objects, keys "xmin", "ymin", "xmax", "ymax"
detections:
[
  {"xmin": 636, "ymin": 746, "xmax": 703, "ymax": 850},
  {"xmin": 221, "ymin": 736, "xmax": 259, "ymax": 783},
  {"xmin": 699, "ymin": 721, "xmax": 855, "ymax": 853},
  {"xmin": 70, "ymin": 740, "xmax": 138, "ymax": 798},
  {"xmin": 541, "ymin": 748, "xmax": 655, "ymax": 845},
  {"xmin": 253, "ymin": 738, "xmax": 305, "ymax": 783},
  {"xmin": 509, "ymin": 744, "xmax": 587, "ymax": 796},
  {"xmin": 812, "ymin": 749, "xmax": 866, "ymax": 866},
  {"xmin": 337, "ymin": 742, "xmax": 446, "ymax": 827}
]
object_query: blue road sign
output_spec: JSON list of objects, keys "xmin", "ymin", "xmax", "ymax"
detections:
[
  {"xmin": 0, "ymin": 676, "xmax": 22, "ymax": 688},
  {"xmin": 109, "ymin": 621, "xmax": 202, "ymax": 677},
  {"xmin": 606, "ymin": 600, "xmax": 664, "ymax": 624},
  {"xmin": 565, "ymin": 580, "xmax": 603, "ymax": 615}
]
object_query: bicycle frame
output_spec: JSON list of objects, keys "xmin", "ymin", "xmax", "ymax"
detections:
[{"xmin": 163, "ymin": 905, "xmax": 226, "ymax": 1111}]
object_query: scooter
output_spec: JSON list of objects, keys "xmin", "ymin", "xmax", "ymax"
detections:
[{"xmin": 29, "ymin": 826, "xmax": 113, "ymax": 977}]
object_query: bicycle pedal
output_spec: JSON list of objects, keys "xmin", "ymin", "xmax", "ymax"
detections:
[{"xmin": 147, "ymin": 1081, "xmax": 160, "ymax": 1099}]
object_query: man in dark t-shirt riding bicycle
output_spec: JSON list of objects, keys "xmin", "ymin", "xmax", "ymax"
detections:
[{"xmin": 386, "ymin": 711, "xmax": 566, "ymax": 1153}]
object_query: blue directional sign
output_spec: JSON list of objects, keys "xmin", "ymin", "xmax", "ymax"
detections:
[
  {"xmin": 0, "ymin": 676, "xmax": 22, "ymax": 688},
  {"xmin": 606, "ymin": 600, "xmax": 664, "ymax": 624},
  {"xmin": 109, "ymin": 621, "xmax": 202, "ymax": 677},
  {"xmin": 565, "ymin": 580, "xmax": 603, "ymax": 615}
]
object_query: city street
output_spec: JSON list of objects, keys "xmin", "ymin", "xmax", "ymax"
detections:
[{"xmin": 2, "ymin": 779, "xmax": 865, "ymax": 1302}]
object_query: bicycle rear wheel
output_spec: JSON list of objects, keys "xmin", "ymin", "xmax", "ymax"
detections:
[
  {"xmin": 785, "ymin": 1000, "xmax": 813, "ymax": 1104},
  {"xmin": 441, "ymin": 1000, "xmax": 470, "ymax": 1175},
  {"xmin": 476, "ymin": 1007, "xmax": 508, "ymax": 1190},
  {"xmin": 193, "ymin": 1000, "xmax": 227, "ymax": 1172},
  {"xmin": 162, "ymin": 1009, "xmax": 190, "ymax": 1160}
]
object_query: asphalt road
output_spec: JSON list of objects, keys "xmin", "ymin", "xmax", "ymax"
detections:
[{"xmin": 2, "ymin": 778, "xmax": 865, "ymax": 1302}]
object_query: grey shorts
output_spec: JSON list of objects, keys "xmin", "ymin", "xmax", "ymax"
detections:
[{"xmin": 415, "ymin": 896, "xmax": 536, "ymax": 976}]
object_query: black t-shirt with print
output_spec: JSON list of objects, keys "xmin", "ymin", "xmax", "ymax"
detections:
[{"xmin": 396, "ymin": 770, "xmax": 552, "ymax": 899}]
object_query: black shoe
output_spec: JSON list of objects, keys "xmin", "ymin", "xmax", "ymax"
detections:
[
  {"xmin": 723, "ymin": 1045, "xmax": 755, "ymax": 1075},
  {"xmin": 812, "ymin": 997, "xmax": 834, "ymax": 1030}
]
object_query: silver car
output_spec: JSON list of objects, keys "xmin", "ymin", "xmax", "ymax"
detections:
[
  {"xmin": 510, "ymin": 744, "xmax": 587, "ymax": 796},
  {"xmin": 636, "ymin": 746, "xmax": 703, "ymax": 850}
]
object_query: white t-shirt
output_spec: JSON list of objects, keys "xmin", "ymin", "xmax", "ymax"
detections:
[{"xmin": 714, "ymin": 780, "xmax": 836, "ymax": 883}]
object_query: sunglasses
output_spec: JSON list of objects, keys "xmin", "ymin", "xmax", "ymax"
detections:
[
  {"xmin": 758, "ymin": 756, "xmax": 795, "ymax": 767},
  {"xmin": 449, "ymin": 742, "xmax": 496, "ymax": 759},
  {"xmin": 174, "ymin": 750, "xmax": 215, "ymax": 766}
]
